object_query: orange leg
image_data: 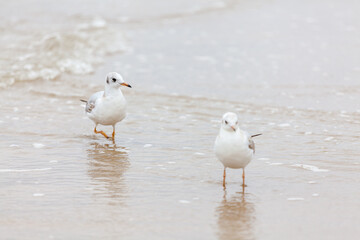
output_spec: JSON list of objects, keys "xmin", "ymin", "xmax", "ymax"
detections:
[
  {"xmin": 94, "ymin": 127, "xmax": 109, "ymax": 139},
  {"xmin": 112, "ymin": 125, "xmax": 115, "ymax": 139},
  {"xmin": 242, "ymin": 168, "xmax": 245, "ymax": 187},
  {"xmin": 223, "ymin": 168, "xmax": 226, "ymax": 189}
]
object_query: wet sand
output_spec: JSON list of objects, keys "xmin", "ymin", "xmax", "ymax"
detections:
[{"xmin": 1, "ymin": 0, "xmax": 360, "ymax": 239}]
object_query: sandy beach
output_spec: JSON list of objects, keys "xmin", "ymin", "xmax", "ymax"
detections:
[{"xmin": 1, "ymin": 0, "xmax": 360, "ymax": 239}]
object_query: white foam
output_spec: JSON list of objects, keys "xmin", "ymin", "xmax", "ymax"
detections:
[
  {"xmin": 0, "ymin": 168, "xmax": 52, "ymax": 173},
  {"xmin": 340, "ymin": 114, "xmax": 350, "ymax": 118},
  {"xmin": 33, "ymin": 193, "xmax": 45, "ymax": 197},
  {"xmin": 143, "ymin": 144, "xmax": 152, "ymax": 148},
  {"xmin": 258, "ymin": 157, "xmax": 270, "ymax": 161},
  {"xmin": 183, "ymin": 147, "xmax": 193, "ymax": 150},
  {"xmin": 58, "ymin": 59, "xmax": 93, "ymax": 75},
  {"xmin": 292, "ymin": 164, "xmax": 329, "ymax": 172},
  {"xmin": 278, "ymin": 123, "xmax": 291, "ymax": 127},
  {"xmin": 91, "ymin": 17, "xmax": 107, "ymax": 28},
  {"xmin": 324, "ymin": 137, "xmax": 334, "ymax": 141},
  {"xmin": 312, "ymin": 193, "xmax": 319, "ymax": 197},
  {"xmin": 287, "ymin": 197, "xmax": 304, "ymax": 201},
  {"xmin": 179, "ymin": 200, "xmax": 190, "ymax": 204},
  {"xmin": 0, "ymin": 18, "xmax": 128, "ymax": 88},
  {"xmin": 194, "ymin": 152, "xmax": 205, "ymax": 156},
  {"xmin": 269, "ymin": 163, "xmax": 283, "ymax": 166},
  {"xmin": 33, "ymin": 143, "xmax": 45, "ymax": 148}
]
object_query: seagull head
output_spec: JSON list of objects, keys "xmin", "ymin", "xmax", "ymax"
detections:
[
  {"xmin": 221, "ymin": 112, "xmax": 239, "ymax": 132},
  {"xmin": 106, "ymin": 72, "xmax": 132, "ymax": 88}
]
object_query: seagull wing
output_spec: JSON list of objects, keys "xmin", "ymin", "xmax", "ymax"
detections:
[
  {"xmin": 85, "ymin": 91, "xmax": 104, "ymax": 113},
  {"xmin": 246, "ymin": 132, "xmax": 262, "ymax": 153},
  {"xmin": 248, "ymin": 137, "xmax": 255, "ymax": 153},
  {"xmin": 243, "ymin": 131, "xmax": 255, "ymax": 153}
]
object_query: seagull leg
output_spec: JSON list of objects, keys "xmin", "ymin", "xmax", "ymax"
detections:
[
  {"xmin": 94, "ymin": 126, "xmax": 109, "ymax": 139},
  {"xmin": 112, "ymin": 125, "xmax": 115, "ymax": 140},
  {"xmin": 242, "ymin": 168, "xmax": 245, "ymax": 187},
  {"xmin": 111, "ymin": 125, "xmax": 116, "ymax": 143},
  {"xmin": 223, "ymin": 168, "xmax": 226, "ymax": 189}
]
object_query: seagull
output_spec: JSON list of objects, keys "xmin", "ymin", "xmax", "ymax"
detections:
[
  {"xmin": 214, "ymin": 112, "xmax": 261, "ymax": 189},
  {"xmin": 81, "ymin": 72, "xmax": 131, "ymax": 140}
]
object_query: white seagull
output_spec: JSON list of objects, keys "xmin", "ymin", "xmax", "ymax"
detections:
[
  {"xmin": 214, "ymin": 112, "xmax": 261, "ymax": 189},
  {"xmin": 81, "ymin": 72, "xmax": 131, "ymax": 140}
]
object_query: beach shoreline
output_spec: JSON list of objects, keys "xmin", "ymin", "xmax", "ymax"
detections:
[{"xmin": 1, "ymin": 0, "xmax": 360, "ymax": 239}]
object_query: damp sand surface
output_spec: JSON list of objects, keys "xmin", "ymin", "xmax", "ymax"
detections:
[{"xmin": 1, "ymin": 0, "xmax": 360, "ymax": 239}]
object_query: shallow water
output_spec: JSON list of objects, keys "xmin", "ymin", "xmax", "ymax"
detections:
[{"xmin": 1, "ymin": 0, "xmax": 360, "ymax": 239}]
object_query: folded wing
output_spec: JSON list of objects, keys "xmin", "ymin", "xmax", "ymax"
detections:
[{"xmin": 85, "ymin": 91, "xmax": 104, "ymax": 113}]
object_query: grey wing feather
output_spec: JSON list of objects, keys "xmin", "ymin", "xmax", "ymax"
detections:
[
  {"xmin": 249, "ymin": 133, "xmax": 262, "ymax": 153},
  {"xmin": 85, "ymin": 91, "xmax": 104, "ymax": 113},
  {"xmin": 249, "ymin": 137, "xmax": 255, "ymax": 153},
  {"xmin": 244, "ymin": 131, "xmax": 255, "ymax": 153}
]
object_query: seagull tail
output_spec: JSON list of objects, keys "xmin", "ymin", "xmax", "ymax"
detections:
[
  {"xmin": 80, "ymin": 99, "xmax": 87, "ymax": 103},
  {"xmin": 251, "ymin": 133, "xmax": 262, "ymax": 138}
]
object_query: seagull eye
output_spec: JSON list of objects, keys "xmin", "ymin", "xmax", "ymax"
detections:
[
  {"xmin": 112, "ymin": 78, "xmax": 116, "ymax": 82},
  {"xmin": 225, "ymin": 120, "xmax": 228, "ymax": 124},
  {"xmin": 236, "ymin": 121, "xmax": 238, "ymax": 125}
]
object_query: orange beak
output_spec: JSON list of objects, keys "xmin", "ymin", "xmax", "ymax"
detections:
[
  {"xmin": 231, "ymin": 126, "xmax": 236, "ymax": 132},
  {"xmin": 121, "ymin": 82, "xmax": 132, "ymax": 88}
]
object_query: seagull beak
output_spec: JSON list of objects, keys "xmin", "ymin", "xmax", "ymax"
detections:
[
  {"xmin": 231, "ymin": 126, "xmax": 236, "ymax": 132},
  {"xmin": 121, "ymin": 82, "xmax": 132, "ymax": 88}
]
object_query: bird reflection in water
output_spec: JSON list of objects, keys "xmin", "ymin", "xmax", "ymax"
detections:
[
  {"xmin": 216, "ymin": 190, "xmax": 256, "ymax": 240},
  {"xmin": 87, "ymin": 142, "xmax": 130, "ymax": 205}
]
